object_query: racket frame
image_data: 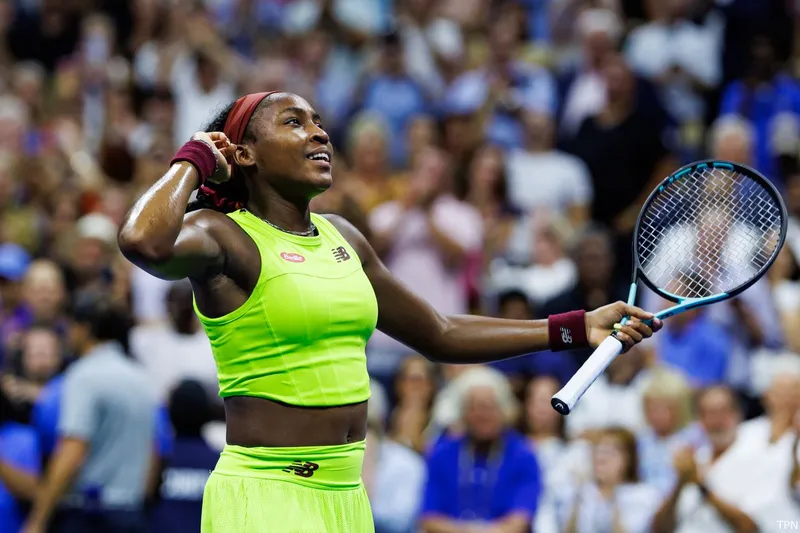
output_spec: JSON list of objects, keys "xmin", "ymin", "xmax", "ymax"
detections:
[{"xmin": 551, "ymin": 159, "xmax": 787, "ymax": 415}]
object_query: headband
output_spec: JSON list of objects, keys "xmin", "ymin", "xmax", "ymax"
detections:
[{"xmin": 222, "ymin": 91, "xmax": 279, "ymax": 145}]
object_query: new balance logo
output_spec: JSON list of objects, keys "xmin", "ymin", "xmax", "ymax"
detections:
[
  {"xmin": 560, "ymin": 326, "xmax": 572, "ymax": 345},
  {"xmin": 332, "ymin": 246, "xmax": 351, "ymax": 263},
  {"xmin": 282, "ymin": 461, "xmax": 319, "ymax": 478}
]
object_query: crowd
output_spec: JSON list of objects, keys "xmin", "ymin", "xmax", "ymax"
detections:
[{"xmin": 2, "ymin": 0, "xmax": 800, "ymax": 532}]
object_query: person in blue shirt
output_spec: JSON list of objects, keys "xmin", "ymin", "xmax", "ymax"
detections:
[
  {"xmin": 149, "ymin": 379, "xmax": 219, "ymax": 533},
  {"xmin": 655, "ymin": 307, "xmax": 733, "ymax": 388},
  {"xmin": 0, "ymin": 386, "xmax": 40, "ymax": 533},
  {"xmin": 420, "ymin": 367, "xmax": 541, "ymax": 532}
]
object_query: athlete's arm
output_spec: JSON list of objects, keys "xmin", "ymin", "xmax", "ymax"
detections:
[
  {"xmin": 118, "ymin": 162, "xmax": 227, "ymax": 281},
  {"xmin": 325, "ymin": 215, "xmax": 659, "ymax": 364}
]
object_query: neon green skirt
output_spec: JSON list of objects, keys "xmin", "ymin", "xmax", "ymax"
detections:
[{"xmin": 201, "ymin": 440, "xmax": 374, "ymax": 533}]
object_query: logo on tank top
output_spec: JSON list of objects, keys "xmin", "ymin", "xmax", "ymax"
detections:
[
  {"xmin": 332, "ymin": 246, "xmax": 351, "ymax": 263},
  {"xmin": 280, "ymin": 252, "xmax": 306, "ymax": 263},
  {"xmin": 282, "ymin": 460, "xmax": 320, "ymax": 478}
]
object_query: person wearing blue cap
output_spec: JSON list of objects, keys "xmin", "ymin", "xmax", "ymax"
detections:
[{"xmin": 0, "ymin": 243, "xmax": 32, "ymax": 364}]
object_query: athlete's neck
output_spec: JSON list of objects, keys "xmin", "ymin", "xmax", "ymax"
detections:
[{"xmin": 247, "ymin": 190, "xmax": 313, "ymax": 234}]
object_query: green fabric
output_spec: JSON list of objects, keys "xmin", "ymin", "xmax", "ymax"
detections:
[
  {"xmin": 201, "ymin": 442, "xmax": 374, "ymax": 533},
  {"xmin": 194, "ymin": 210, "xmax": 376, "ymax": 406}
]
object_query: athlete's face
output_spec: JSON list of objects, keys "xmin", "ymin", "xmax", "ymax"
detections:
[{"xmin": 242, "ymin": 94, "xmax": 333, "ymax": 201}]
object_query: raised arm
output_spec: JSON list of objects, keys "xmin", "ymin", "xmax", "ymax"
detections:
[
  {"xmin": 118, "ymin": 133, "xmax": 233, "ymax": 281},
  {"xmin": 326, "ymin": 215, "xmax": 660, "ymax": 364}
]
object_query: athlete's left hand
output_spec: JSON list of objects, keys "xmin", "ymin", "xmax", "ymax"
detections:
[{"xmin": 585, "ymin": 301, "xmax": 662, "ymax": 352}]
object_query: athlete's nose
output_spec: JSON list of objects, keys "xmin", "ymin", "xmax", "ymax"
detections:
[{"xmin": 310, "ymin": 124, "xmax": 329, "ymax": 145}]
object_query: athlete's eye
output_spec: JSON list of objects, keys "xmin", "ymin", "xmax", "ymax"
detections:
[{"xmin": 285, "ymin": 117, "xmax": 301, "ymax": 126}]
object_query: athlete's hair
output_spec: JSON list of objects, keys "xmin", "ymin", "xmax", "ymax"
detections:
[{"xmin": 187, "ymin": 100, "xmax": 264, "ymax": 213}]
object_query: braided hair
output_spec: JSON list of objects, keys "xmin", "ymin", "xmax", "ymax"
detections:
[{"xmin": 187, "ymin": 102, "xmax": 253, "ymax": 213}]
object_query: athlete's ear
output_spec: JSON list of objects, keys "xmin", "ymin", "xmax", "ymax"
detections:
[{"xmin": 232, "ymin": 144, "xmax": 256, "ymax": 169}]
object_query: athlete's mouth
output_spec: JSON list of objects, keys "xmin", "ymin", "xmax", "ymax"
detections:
[{"xmin": 306, "ymin": 149, "xmax": 331, "ymax": 164}]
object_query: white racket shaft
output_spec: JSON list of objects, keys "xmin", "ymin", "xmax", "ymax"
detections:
[{"xmin": 551, "ymin": 336, "xmax": 624, "ymax": 415}]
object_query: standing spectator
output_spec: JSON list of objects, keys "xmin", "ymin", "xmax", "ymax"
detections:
[
  {"xmin": 420, "ymin": 367, "xmax": 541, "ymax": 533},
  {"xmin": 149, "ymin": 379, "xmax": 219, "ymax": 533},
  {"xmin": 363, "ymin": 384, "xmax": 426, "ymax": 533},
  {"xmin": 130, "ymin": 281, "xmax": 217, "ymax": 401},
  {"xmin": 0, "ymin": 386, "xmax": 40, "ymax": 533},
  {"xmin": 389, "ymin": 354, "xmax": 435, "ymax": 454},
  {"xmin": 558, "ymin": 427, "xmax": 661, "ymax": 533},
  {"xmin": 719, "ymin": 33, "xmax": 800, "ymax": 186},
  {"xmin": 367, "ymin": 147, "xmax": 483, "ymax": 380},
  {"xmin": 562, "ymin": 54, "xmax": 677, "ymax": 277},
  {"xmin": 24, "ymin": 293, "xmax": 158, "ymax": 533},
  {"xmin": 505, "ymin": 110, "xmax": 593, "ymax": 229},
  {"xmin": 351, "ymin": 30, "xmax": 429, "ymax": 168}
]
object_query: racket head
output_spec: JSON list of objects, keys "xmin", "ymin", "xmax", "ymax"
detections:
[{"xmin": 632, "ymin": 160, "xmax": 787, "ymax": 304}]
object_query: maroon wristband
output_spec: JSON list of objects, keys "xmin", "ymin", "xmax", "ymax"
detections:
[
  {"xmin": 170, "ymin": 140, "xmax": 217, "ymax": 184},
  {"xmin": 548, "ymin": 310, "xmax": 588, "ymax": 352}
]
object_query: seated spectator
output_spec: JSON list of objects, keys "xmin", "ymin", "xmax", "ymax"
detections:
[
  {"xmin": 652, "ymin": 385, "xmax": 763, "ymax": 532},
  {"xmin": 24, "ymin": 293, "xmax": 158, "ymax": 533},
  {"xmin": 148, "ymin": 380, "xmax": 219, "ymax": 533},
  {"xmin": 523, "ymin": 375, "xmax": 591, "ymax": 533},
  {"xmin": 364, "ymin": 384, "xmax": 426, "ymax": 533},
  {"xmin": 389, "ymin": 355, "xmax": 435, "ymax": 454},
  {"xmin": 654, "ymin": 305, "xmax": 732, "ymax": 388},
  {"xmin": 0, "ymin": 243, "xmax": 32, "ymax": 361},
  {"xmin": 420, "ymin": 367, "xmax": 541, "ymax": 532},
  {"xmin": 637, "ymin": 368, "xmax": 705, "ymax": 495},
  {"xmin": 565, "ymin": 344, "xmax": 651, "ymax": 439},
  {"xmin": 1, "ymin": 325, "xmax": 65, "ymax": 421},
  {"xmin": 558, "ymin": 427, "xmax": 661, "ymax": 533},
  {"xmin": 130, "ymin": 281, "xmax": 218, "ymax": 401},
  {"xmin": 0, "ymin": 385, "xmax": 40, "ymax": 533}
]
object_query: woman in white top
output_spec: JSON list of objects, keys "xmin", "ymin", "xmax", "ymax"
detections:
[{"xmin": 559, "ymin": 427, "xmax": 661, "ymax": 533}]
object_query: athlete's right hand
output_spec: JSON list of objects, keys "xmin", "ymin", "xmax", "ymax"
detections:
[{"xmin": 192, "ymin": 131, "xmax": 236, "ymax": 184}]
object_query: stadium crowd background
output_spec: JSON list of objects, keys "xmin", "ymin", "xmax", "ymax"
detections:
[{"xmin": 3, "ymin": 0, "xmax": 800, "ymax": 532}]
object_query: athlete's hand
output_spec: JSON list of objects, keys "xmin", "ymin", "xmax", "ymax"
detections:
[
  {"xmin": 585, "ymin": 301, "xmax": 662, "ymax": 352},
  {"xmin": 191, "ymin": 131, "xmax": 236, "ymax": 184}
]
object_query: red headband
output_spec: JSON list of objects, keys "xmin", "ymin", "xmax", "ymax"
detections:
[{"xmin": 222, "ymin": 91, "xmax": 279, "ymax": 145}]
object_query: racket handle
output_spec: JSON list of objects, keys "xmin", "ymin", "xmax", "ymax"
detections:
[{"xmin": 551, "ymin": 335, "xmax": 625, "ymax": 415}]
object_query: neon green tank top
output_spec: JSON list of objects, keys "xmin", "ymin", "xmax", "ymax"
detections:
[{"xmin": 193, "ymin": 210, "xmax": 376, "ymax": 406}]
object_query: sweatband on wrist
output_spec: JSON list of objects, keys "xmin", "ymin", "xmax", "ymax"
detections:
[
  {"xmin": 548, "ymin": 310, "xmax": 588, "ymax": 351},
  {"xmin": 170, "ymin": 140, "xmax": 217, "ymax": 184}
]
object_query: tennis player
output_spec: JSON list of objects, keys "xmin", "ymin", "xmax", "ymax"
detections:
[{"xmin": 117, "ymin": 91, "xmax": 661, "ymax": 532}]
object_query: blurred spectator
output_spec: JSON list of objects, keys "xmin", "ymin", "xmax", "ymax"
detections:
[
  {"xmin": 719, "ymin": 34, "xmax": 800, "ymax": 185},
  {"xmin": 351, "ymin": 30, "xmax": 429, "ymax": 168},
  {"xmin": 1, "ymin": 325, "xmax": 65, "ymax": 421},
  {"xmin": 25, "ymin": 293, "xmax": 157, "ymax": 533},
  {"xmin": 637, "ymin": 368, "xmax": 705, "ymax": 495},
  {"xmin": 652, "ymin": 385, "xmax": 755, "ymax": 532},
  {"xmin": 389, "ymin": 355, "xmax": 435, "ymax": 454},
  {"xmin": 364, "ymin": 381, "xmax": 426, "ymax": 533},
  {"xmin": 18, "ymin": 260, "xmax": 68, "ymax": 343},
  {"xmin": 556, "ymin": 8, "xmax": 622, "ymax": 138},
  {"xmin": 562, "ymin": 53, "xmax": 676, "ymax": 276},
  {"xmin": 505, "ymin": 110, "xmax": 593, "ymax": 229},
  {"xmin": 523, "ymin": 375, "xmax": 590, "ymax": 533},
  {"xmin": 0, "ymin": 385, "xmax": 40, "ymax": 533},
  {"xmin": 148, "ymin": 379, "xmax": 219, "ymax": 533},
  {"xmin": 62, "ymin": 213, "xmax": 119, "ymax": 295},
  {"xmin": 565, "ymin": 345, "xmax": 651, "ymax": 439},
  {"xmin": 0, "ymin": 242, "xmax": 32, "ymax": 360},
  {"xmin": 367, "ymin": 147, "xmax": 482, "ymax": 380},
  {"xmin": 420, "ymin": 366, "xmax": 541, "ymax": 532},
  {"xmin": 558, "ymin": 427, "xmax": 661, "ymax": 533},
  {"xmin": 130, "ymin": 281, "xmax": 217, "ymax": 402}
]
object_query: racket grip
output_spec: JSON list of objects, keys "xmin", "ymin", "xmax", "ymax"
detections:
[{"xmin": 551, "ymin": 335, "xmax": 625, "ymax": 415}]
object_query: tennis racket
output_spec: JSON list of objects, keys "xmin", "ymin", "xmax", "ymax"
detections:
[{"xmin": 551, "ymin": 160, "xmax": 787, "ymax": 415}]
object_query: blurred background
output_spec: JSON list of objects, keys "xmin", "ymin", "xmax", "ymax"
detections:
[{"xmin": 3, "ymin": 0, "xmax": 800, "ymax": 532}]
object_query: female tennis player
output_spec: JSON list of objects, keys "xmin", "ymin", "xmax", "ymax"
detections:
[{"xmin": 117, "ymin": 91, "xmax": 660, "ymax": 532}]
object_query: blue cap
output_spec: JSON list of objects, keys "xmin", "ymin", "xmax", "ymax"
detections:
[{"xmin": 0, "ymin": 243, "xmax": 31, "ymax": 282}]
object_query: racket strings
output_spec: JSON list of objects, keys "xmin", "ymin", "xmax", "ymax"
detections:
[{"xmin": 637, "ymin": 167, "xmax": 783, "ymax": 299}]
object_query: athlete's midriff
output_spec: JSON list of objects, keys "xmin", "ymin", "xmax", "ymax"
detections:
[
  {"xmin": 194, "ymin": 210, "xmax": 378, "ymax": 449},
  {"xmin": 224, "ymin": 396, "xmax": 368, "ymax": 447}
]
